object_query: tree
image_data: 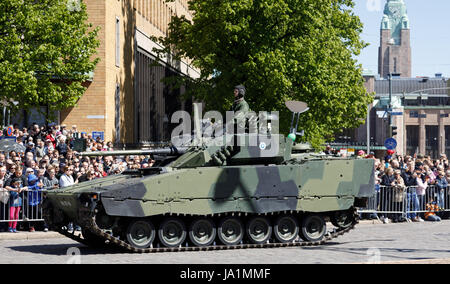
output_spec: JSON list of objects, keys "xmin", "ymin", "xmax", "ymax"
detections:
[
  {"xmin": 0, "ymin": 0, "xmax": 100, "ymax": 116},
  {"xmin": 158, "ymin": 0, "xmax": 373, "ymax": 149}
]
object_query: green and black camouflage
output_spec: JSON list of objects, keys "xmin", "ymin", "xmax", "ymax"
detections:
[
  {"xmin": 43, "ymin": 133, "xmax": 374, "ymax": 252},
  {"xmin": 43, "ymin": 101, "xmax": 374, "ymax": 252}
]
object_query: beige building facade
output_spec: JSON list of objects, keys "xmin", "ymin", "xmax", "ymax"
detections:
[{"xmin": 60, "ymin": 0, "xmax": 196, "ymax": 145}]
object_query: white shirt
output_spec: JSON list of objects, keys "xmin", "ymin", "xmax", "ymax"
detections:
[
  {"xmin": 416, "ymin": 177, "xmax": 428, "ymax": 196},
  {"xmin": 59, "ymin": 173, "xmax": 74, "ymax": 188}
]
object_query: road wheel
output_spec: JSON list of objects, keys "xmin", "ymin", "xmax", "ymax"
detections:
[
  {"xmin": 218, "ymin": 217, "xmax": 244, "ymax": 246},
  {"xmin": 189, "ymin": 218, "xmax": 216, "ymax": 247},
  {"xmin": 299, "ymin": 215, "xmax": 326, "ymax": 242},
  {"xmin": 246, "ymin": 216, "xmax": 272, "ymax": 244},
  {"xmin": 158, "ymin": 217, "xmax": 187, "ymax": 248},
  {"xmin": 274, "ymin": 215, "xmax": 299, "ymax": 243},
  {"xmin": 126, "ymin": 219, "xmax": 155, "ymax": 249},
  {"xmin": 331, "ymin": 210, "xmax": 354, "ymax": 229}
]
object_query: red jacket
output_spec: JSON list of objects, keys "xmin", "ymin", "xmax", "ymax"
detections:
[{"xmin": 45, "ymin": 134, "xmax": 56, "ymax": 148}]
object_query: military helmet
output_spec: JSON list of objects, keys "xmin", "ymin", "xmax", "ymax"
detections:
[{"xmin": 234, "ymin": 85, "xmax": 246, "ymax": 97}]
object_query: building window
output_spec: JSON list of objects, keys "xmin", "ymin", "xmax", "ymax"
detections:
[
  {"xmin": 115, "ymin": 17, "xmax": 120, "ymax": 67},
  {"xmin": 115, "ymin": 84, "xmax": 121, "ymax": 143},
  {"xmin": 426, "ymin": 126, "xmax": 439, "ymax": 159},
  {"xmin": 406, "ymin": 125, "xmax": 419, "ymax": 156},
  {"xmin": 445, "ymin": 126, "xmax": 450, "ymax": 158},
  {"xmin": 134, "ymin": 48, "xmax": 190, "ymax": 144}
]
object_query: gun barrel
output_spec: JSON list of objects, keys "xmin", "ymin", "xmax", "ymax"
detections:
[{"xmin": 78, "ymin": 147, "xmax": 188, "ymax": 157}]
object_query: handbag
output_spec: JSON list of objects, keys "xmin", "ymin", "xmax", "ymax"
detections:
[{"xmin": 0, "ymin": 189, "xmax": 10, "ymax": 204}]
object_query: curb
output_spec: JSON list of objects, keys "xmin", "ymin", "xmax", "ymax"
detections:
[
  {"xmin": 358, "ymin": 220, "xmax": 383, "ymax": 225},
  {"xmin": 0, "ymin": 231, "xmax": 66, "ymax": 241}
]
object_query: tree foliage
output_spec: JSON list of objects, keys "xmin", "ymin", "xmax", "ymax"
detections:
[
  {"xmin": 158, "ymin": 0, "xmax": 373, "ymax": 148},
  {"xmin": 0, "ymin": 0, "xmax": 100, "ymax": 114}
]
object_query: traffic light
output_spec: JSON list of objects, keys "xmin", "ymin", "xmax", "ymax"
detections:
[{"xmin": 391, "ymin": 125, "xmax": 398, "ymax": 137}]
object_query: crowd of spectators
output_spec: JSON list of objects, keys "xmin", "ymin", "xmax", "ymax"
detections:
[
  {"xmin": 327, "ymin": 146, "xmax": 450, "ymax": 224},
  {"xmin": 0, "ymin": 123, "xmax": 156, "ymax": 232},
  {"xmin": 371, "ymin": 151, "xmax": 450, "ymax": 223}
]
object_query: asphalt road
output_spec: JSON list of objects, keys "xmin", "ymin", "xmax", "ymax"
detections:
[{"xmin": 1, "ymin": 220, "xmax": 450, "ymax": 264}]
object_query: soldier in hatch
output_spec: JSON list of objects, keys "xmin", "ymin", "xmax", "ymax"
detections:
[
  {"xmin": 230, "ymin": 85, "xmax": 251, "ymax": 133},
  {"xmin": 232, "ymin": 85, "xmax": 249, "ymax": 114}
]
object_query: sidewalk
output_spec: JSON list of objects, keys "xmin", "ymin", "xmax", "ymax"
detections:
[
  {"xmin": 358, "ymin": 219, "xmax": 384, "ymax": 225},
  {"xmin": 0, "ymin": 230, "xmax": 65, "ymax": 241}
]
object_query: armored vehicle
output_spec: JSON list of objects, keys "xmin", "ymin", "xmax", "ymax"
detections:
[{"xmin": 42, "ymin": 102, "xmax": 375, "ymax": 252}]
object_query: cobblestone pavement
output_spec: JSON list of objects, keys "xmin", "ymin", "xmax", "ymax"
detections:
[{"xmin": 1, "ymin": 221, "xmax": 450, "ymax": 264}]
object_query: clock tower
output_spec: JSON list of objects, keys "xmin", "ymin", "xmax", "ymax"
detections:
[{"xmin": 378, "ymin": 0, "xmax": 411, "ymax": 78}]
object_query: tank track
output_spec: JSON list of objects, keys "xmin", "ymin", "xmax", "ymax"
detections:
[{"xmin": 53, "ymin": 209, "xmax": 359, "ymax": 253}]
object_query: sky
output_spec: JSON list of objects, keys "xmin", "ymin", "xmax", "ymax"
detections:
[{"xmin": 353, "ymin": 0, "xmax": 450, "ymax": 78}]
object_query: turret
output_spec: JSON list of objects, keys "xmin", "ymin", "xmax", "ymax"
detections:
[
  {"xmin": 169, "ymin": 134, "xmax": 292, "ymax": 168},
  {"xmin": 168, "ymin": 100, "xmax": 310, "ymax": 168}
]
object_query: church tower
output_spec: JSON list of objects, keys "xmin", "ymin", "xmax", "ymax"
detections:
[{"xmin": 378, "ymin": 0, "xmax": 411, "ymax": 78}]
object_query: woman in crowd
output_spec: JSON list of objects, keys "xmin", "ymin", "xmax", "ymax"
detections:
[
  {"xmin": 392, "ymin": 170, "xmax": 406, "ymax": 223},
  {"xmin": 415, "ymin": 168, "xmax": 428, "ymax": 222},
  {"xmin": 379, "ymin": 168, "xmax": 395, "ymax": 223}
]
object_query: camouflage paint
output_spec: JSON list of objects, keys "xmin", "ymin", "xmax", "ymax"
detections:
[{"xmin": 45, "ymin": 134, "xmax": 375, "ymax": 223}]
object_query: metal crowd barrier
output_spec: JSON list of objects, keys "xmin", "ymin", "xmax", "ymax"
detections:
[
  {"xmin": 0, "ymin": 189, "xmax": 45, "ymax": 224},
  {"xmin": 358, "ymin": 185, "xmax": 450, "ymax": 218},
  {"xmin": 0, "ymin": 185, "xmax": 448, "ymax": 225}
]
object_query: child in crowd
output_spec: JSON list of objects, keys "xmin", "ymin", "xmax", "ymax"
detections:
[
  {"xmin": 27, "ymin": 174, "xmax": 42, "ymax": 232},
  {"xmin": 425, "ymin": 197, "xmax": 442, "ymax": 222},
  {"xmin": 8, "ymin": 180, "xmax": 24, "ymax": 233}
]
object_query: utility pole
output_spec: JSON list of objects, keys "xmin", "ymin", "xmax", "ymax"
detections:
[
  {"xmin": 387, "ymin": 73, "xmax": 401, "ymax": 139},
  {"xmin": 366, "ymin": 104, "xmax": 370, "ymax": 154},
  {"xmin": 2, "ymin": 106, "xmax": 5, "ymax": 128},
  {"xmin": 388, "ymin": 73, "xmax": 393, "ymax": 138}
]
